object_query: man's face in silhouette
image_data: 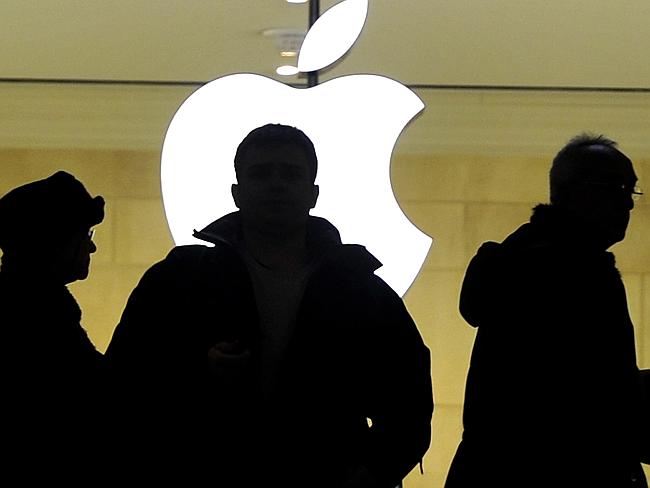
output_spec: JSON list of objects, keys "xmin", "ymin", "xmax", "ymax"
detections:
[
  {"xmin": 232, "ymin": 142, "xmax": 319, "ymax": 234},
  {"xmin": 56, "ymin": 228, "xmax": 97, "ymax": 284},
  {"xmin": 37, "ymin": 227, "xmax": 97, "ymax": 284},
  {"xmin": 568, "ymin": 146, "xmax": 638, "ymax": 248}
]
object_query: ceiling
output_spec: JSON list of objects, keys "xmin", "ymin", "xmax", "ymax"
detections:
[
  {"xmin": 2, "ymin": 0, "xmax": 649, "ymax": 88},
  {"xmin": 1, "ymin": 1, "xmax": 649, "ymax": 154}
]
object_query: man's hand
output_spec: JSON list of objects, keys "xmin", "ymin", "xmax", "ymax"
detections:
[
  {"xmin": 341, "ymin": 465, "xmax": 381, "ymax": 488},
  {"xmin": 207, "ymin": 340, "xmax": 251, "ymax": 387}
]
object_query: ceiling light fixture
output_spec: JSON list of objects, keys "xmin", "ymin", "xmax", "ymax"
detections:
[{"xmin": 276, "ymin": 65, "xmax": 299, "ymax": 76}]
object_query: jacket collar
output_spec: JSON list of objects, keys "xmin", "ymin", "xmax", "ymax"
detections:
[
  {"xmin": 511, "ymin": 203, "xmax": 612, "ymax": 256},
  {"xmin": 192, "ymin": 211, "xmax": 381, "ymax": 274},
  {"xmin": 192, "ymin": 211, "xmax": 343, "ymax": 251}
]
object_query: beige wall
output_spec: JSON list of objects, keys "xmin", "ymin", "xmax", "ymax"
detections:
[{"xmin": 1, "ymin": 86, "xmax": 648, "ymax": 487}]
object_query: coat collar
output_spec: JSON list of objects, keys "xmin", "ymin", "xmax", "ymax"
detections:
[
  {"xmin": 192, "ymin": 211, "xmax": 343, "ymax": 251},
  {"xmin": 527, "ymin": 204, "xmax": 607, "ymax": 252},
  {"xmin": 191, "ymin": 211, "xmax": 382, "ymax": 275}
]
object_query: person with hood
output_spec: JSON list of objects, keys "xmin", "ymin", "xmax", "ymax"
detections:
[
  {"xmin": 445, "ymin": 133, "xmax": 647, "ymax": 487},
  {"xmin": 0, "ymin": 170, "xmax": 105, "ymax": 475},
  {"xmin": 105, "ymin": 123, "xmax": 433, "ymax": 487}
]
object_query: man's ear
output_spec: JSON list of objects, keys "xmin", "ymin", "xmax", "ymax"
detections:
[
  {"xmin": 310, "ymin": 185, "xmax": 319, "ymax": 209},
  {"xmin": 231, "ymin": 183, "xmax": 241, "ymax": 209}
]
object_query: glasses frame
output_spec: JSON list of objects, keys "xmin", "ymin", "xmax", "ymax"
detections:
[{"xmin": 581, "ymin": 181, "xmax": 643, "ymax": 201}]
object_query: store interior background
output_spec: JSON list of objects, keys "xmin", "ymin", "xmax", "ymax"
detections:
[{"xmin": 1, "ymin": 1, "xmax": 648, "ymax": 486}]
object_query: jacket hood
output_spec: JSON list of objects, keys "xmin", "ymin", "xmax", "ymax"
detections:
[{"xmin": 459, "ymin": 203, "xmax": 614, "ymax": 329}]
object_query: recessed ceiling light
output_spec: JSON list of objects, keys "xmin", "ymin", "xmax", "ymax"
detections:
[{"xmin": 276, "ymin": 65, "xmax": 299, "ymax": 76}]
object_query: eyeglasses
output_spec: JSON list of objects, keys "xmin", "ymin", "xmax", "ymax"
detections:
[
  {"xmin": 631, "ymin": 185, "xmax": 644, "ymax": 201},
  {"xmin": 87, "ymin": 229, "xmax": 95, "ymax": 240},
  {"xmin": 582, "ymin": 182, "xmax": 644, "ymax": 201}
]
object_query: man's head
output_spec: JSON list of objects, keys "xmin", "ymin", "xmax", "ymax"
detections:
[
  {"xmin": 232, "ymin": 123, "xmax": 319, "ymax": 235},
  {"xmin": 234, "ymin": 123, "xmax": 318, "ymax": 184},
  {"xmin": 0, "ymin": 171, "xmax": 104, "ymax": 283},
  {"xmin": 549, "ymin": 133, "xmax": 640, "ymax": 248}
]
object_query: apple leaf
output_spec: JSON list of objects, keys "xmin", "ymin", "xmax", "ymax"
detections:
[{"xmin": 297, "ymin": 0, "xmax": 369, "ymax": 73}]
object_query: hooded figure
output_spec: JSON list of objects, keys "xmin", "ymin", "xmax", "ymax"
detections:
[{"xmin": 0, "ymin": 171, "xmax": 105, "ymax": 478}]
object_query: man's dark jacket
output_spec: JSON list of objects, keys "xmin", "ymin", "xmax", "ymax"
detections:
[
  {"xmin": 105, "ymin": 212, "xmax": 433, "ymax": 487},
  {"xmin": 0, "ymin": 268, "xmax": 104, "ymax": 479},
  {"xmin": 445, "ymin": 204, "xmax": 646, "ymax": 487}
]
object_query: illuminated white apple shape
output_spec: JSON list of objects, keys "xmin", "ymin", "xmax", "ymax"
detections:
[{"xmin": 161, "ymin": 0, "xmax": 432, "ymax": 296}]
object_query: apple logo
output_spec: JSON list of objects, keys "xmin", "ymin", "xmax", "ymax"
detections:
[{"xmin": 161, "ymin": 0, "xmax": 432, "ymax": 296}]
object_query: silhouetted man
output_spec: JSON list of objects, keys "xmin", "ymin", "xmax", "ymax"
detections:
[
  {"xmin": 0, "ymin": 171, "xmax": 105, "ymax": 478},
  {"xmin": 106, "ymin": 123, "xmax": 433, "ymax": 488},
  {"xmin": 445, "ymin": 133, "xmax": 647, "ymax": 487}
]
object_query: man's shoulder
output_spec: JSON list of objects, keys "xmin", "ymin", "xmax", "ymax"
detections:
[
  {"xmin": 165, "ymin": 243, "xmax": 217, "ymax": 260},
  {"xmin": 476, "ymin": 219, "xmax": 560, "ymax": 262},
  {"xmin": 319, "ymin": 243, "xmax": 382, "ymax": 274},
  {"xmin": 311, "ymin": 244, "xmax": 388, "ymax": 296},
  {"xmin": 167, "ymin": 241, "xmax": 237, "ymax": 261},
  {"xmin": 308, "ymin": 245, "xmax": 408, "ymax": 311},
  {"xmin": 465, "ymin": 222, "xmax": 545, "ymax": 286}
]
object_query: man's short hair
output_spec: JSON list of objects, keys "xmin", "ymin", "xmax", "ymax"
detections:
[
  {"xmin": 234, "ymin": 123, "xmax": 318, "ymax": 183},
  {"xmin": 549, "ymin": 132, "xmax": 631, "ymax": 204}
]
